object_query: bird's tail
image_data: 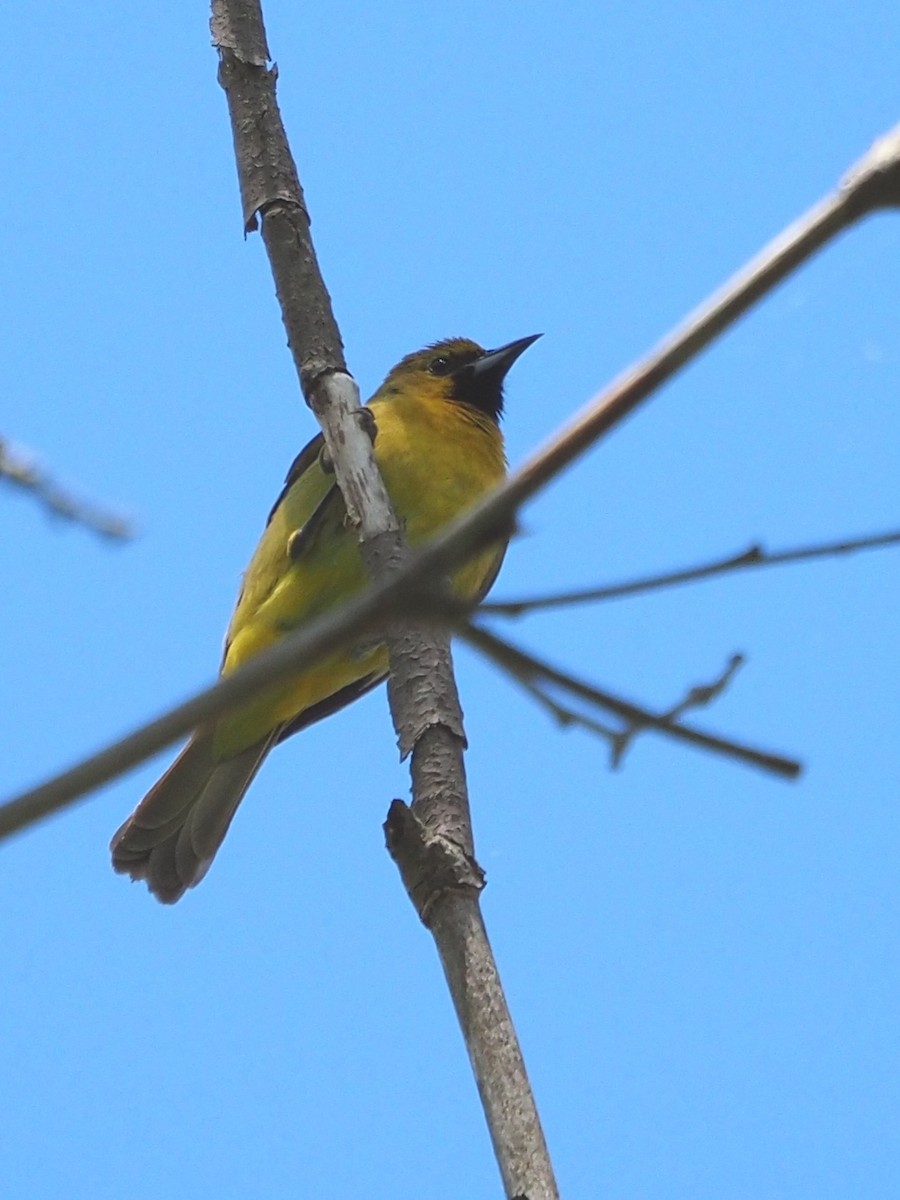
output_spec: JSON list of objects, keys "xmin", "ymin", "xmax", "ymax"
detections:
[{"xmin": 110, "ymin": 731, "xmax": 273, "ymax": 904}]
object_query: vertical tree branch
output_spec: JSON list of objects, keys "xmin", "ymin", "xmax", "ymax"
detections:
[{"xmin": 210, "ymin": 2, "xmax": 558, "ymax": 1194}]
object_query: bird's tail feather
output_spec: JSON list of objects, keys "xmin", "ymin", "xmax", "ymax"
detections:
[{"xmin": 110, "ymin": 731, "xmax": 273, "ymax": 904}]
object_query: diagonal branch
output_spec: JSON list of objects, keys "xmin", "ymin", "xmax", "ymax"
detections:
[
  {"xmin": 0, "ymin": 578, "xmax": 410, "ymax": 840},
  {"xmin": 3, "ymin": 122, "xmax": 896, "ymax": 829},
  {"xmin": 481, "ymin": 528, "xmax": 900, "ymax": 616},
  {"xmin": 463, "ymin": 624, "xmax": 800, "ymax": 779},
  {"xmin": 389, "ymin": 124, "xmax": 900, "ymax": 579}
]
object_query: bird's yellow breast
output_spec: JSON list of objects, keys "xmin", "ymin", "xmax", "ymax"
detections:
[
  {"xmin": 368, "ymin": 390, "xmax": 506, "ymax": 541},
  {"xmin": 213, "ymin": 391, "xmax": 506, "ymax": 757}
]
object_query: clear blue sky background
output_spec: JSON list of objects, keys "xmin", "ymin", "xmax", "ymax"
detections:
[{"xmin": 1, "ymin": 3, "xmax": 898, "ymax": 1197}]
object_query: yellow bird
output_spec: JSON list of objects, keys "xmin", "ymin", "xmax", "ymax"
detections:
[{"xmin": 111, "ymin": 335, "xmax": 538, "ymax": 902}]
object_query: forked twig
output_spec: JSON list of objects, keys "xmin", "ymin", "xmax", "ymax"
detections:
[
  {"xmin": 463, "ymin": 624, "xmax": 799, "ymax": 779},
  {"xmin": 513, "ymin": 653, "xmax": 747, "ymax": 769},
  {"xmin": 608, "ymin": 653, "xmax": 746, "ymax": 767}
]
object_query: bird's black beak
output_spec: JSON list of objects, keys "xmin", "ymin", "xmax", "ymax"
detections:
[
  {"xmin": 451, "ymin": 333, "xmax": 540, "ymax": 421},
  {"xmin": 467, "ymin": 334, "xmax": 542, "ymax": 384}
]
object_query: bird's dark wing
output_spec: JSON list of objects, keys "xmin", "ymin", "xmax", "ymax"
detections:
[{"xmin": 267, "ymin": 431, "xmax": 327, "ymax": 525}]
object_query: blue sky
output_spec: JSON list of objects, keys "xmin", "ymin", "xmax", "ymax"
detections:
[{"xmin": 2, "ymin": 3, "xmax": 899, "ymax": 1197}]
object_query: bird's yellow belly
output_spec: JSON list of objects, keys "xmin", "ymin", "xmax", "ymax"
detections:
[{"xmin": 212, "ymin": 397, "xmax": 505, "ymax": 758}]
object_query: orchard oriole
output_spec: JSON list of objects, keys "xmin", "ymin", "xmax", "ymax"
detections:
[{"xmin": 111, "ymin": 334, "xmax": 538, "ymax": 901}]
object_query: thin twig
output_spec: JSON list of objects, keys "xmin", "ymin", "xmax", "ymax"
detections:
[
  {"xmin": 463, "ymin": 624, "xmax": 800, "ymax": 779},
  {"xmin": 481, "ymin": 529, "xmax": 900, "ymax": 616},
  {"xmin": 0, "ymin": 437, "xmax": 133, "ymax": 541},
  {"xmin": 663, "ymin": 653, "xmax": 745, "ymax": 723}
]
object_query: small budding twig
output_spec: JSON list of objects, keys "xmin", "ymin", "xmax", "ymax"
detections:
[
  {"xmin": 608, "ymin": 653, "xmax": 746, "ymax": 768},
  {"xmin": 0, "ymin": 437, "xmax": 133, "ymax": 542}
]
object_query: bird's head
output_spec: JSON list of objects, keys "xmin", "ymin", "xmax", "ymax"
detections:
[{"xmin": 378, "ymin": 334, "xmax": 540, "ymax": 422}]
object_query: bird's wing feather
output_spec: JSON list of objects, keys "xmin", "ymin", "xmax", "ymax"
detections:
[
  {"xmin": 266, "ymin": 432, "xmax": 326, "ymax": 525},
  {"xmin": 223, "ymin": 431, "xmax": 346, "ymax": 668},
  {"xmin": 274, "ymin": 669, "xmax": 386, "ymax": 744}
]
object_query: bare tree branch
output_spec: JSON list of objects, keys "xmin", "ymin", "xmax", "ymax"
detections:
[
  {"xmin": 211, "ymin": 3, "xmax": 558, "ymax": 1194},
  {"xmin": 0, "ymin": 436, "xmax": 133, "ymax": 542},
  {"xmin": 385, "ymin": 797, "xmax": 554, "ymax": 1197},
  {"xmin": 463, "ymin": 624, "xmax": 800, "ymax": 779},
  {"xmin": 482, "ymin": 529, "xmax": 900, "ymax": 616}
]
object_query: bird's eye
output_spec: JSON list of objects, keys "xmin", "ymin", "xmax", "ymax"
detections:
[{"xmin": 429, "ymin": 355, "xmax": 454, "ymax": 376}]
